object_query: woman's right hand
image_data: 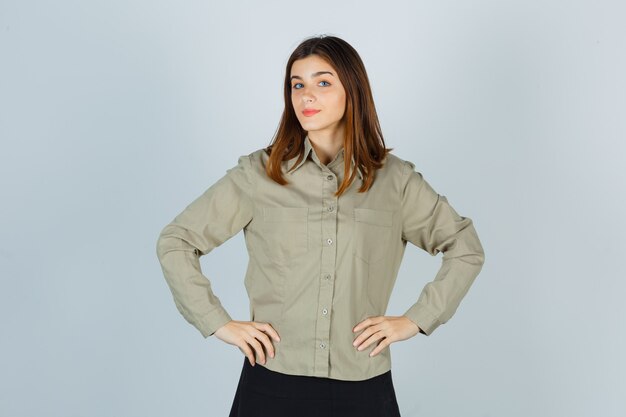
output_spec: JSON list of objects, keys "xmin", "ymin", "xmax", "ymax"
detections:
[{"xmin": 213, "ymin": 320, "xmax": 281, "ymax": 366}]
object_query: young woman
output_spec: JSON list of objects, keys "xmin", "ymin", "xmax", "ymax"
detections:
[{"xmin": 156, "ymin": 34, "xmax": 485, "ymax": 417}]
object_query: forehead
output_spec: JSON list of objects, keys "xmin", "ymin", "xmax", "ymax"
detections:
[{"xmin": 290, "ymin": 55, "xmax": 335, "ymax": 76}]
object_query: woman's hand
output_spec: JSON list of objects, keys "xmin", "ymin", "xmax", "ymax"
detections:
[
  {"xmin": 214, "ymin": 320, "xmax": 281, "ymax": 366},
  {"xmin": 352, "ymin": 315, "xmax": 422, "ymax": 357}
]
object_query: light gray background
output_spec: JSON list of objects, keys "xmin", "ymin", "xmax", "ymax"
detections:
[{"xmin": 1, "ymin": 1, "xmax": 624, "ymax": 416}]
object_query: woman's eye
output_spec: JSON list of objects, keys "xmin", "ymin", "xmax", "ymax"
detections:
[{"xmin": 292, "ymin": 81, "xmax": 331, "ymax": 89}]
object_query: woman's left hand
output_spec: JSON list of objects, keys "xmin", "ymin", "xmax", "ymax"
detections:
[{"xmin": 352, "ymin": 315, "xmax": 422, "ymax": 357}]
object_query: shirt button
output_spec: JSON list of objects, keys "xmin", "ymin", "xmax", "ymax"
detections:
[
  {"xmin": 326, "ymin": 175, "xmax": 333, "ymax": 180},
  {"xmin": 320, "ymin": 343, "xmax": 326, "ymax": 349},
  {"xmin": 327, "ymin": 205, "xmax": 334, "ymax": 212},
  {"xmin": 324, "ymin": 274, "xmax": 331, "ymax": 280},
  {"xmin": 322, "ymin": 308, "xmax": 328, "ymax": 315},
  {"xmin": 327, "ymin": 238, "xmax": 333, "ymax": 245}
]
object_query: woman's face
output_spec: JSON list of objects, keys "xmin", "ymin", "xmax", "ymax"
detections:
[{"xmin": 290, "ymin": 55, "xmax": 346, "ymax": 137}]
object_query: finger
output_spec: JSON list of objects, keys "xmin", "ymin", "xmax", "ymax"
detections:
[
  {"xmin": 239, "ymin": 344, "xmax": 255, "ymax": 366},
  {"xmin": 248, "ymin": 336, "xmax": 266, "ymax": 364},
  {"xmin": 353, "ymin": 318, "xmax": 368, "ymax": 333},
  {"xmin": 357, "ymin": 331, "xmax": 383, "ymax": 351},
  {"xmin": 257, "ymin": 330, "xmax": 275, "ymax": 359},
  {"xmin": 253, "ymin": 322, "xmax": 280, "ymax": 344},
  {"xmin": 354, "ymin": 335, "xmax": 370, "ymax": 350},
  {"xmin": 265, "ymin": 323, "xmax": 281, "ymax": 343},
  {"xmin": 369, "ymin": 339, "xmax": 389, "ymax": 357},
  {"xmin": 353, "ymin": 332, "xmax": 366, "ymax": 347},
  {"xmin": 260, "ymin": 323, "xmax": 280, "ymax": 349},
  {"xmin": 353, "ymin": 325, "xmax": 376, "ymax": 347}
]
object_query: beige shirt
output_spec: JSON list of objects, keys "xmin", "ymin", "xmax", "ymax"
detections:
[{"xmin": 156, "ymin": 135, "xmax": 485, "ymax": 381}]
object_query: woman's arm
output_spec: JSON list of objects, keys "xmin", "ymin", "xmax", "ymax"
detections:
[
  {"xmin": 155, "ymin": 155, "xmax": 255, "ymax": 338},
  {"xmin": 400, "ymin": 160, "xmax": 486, "ymax": 336}
]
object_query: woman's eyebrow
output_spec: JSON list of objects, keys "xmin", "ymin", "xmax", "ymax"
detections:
[{"xmin": 290, "ymin": 71, "xmax": 335, "ymax": 81}]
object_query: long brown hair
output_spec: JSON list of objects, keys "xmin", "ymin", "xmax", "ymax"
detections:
[{"xmin": 264, "ymin": 34, "xmax": 393, "ymax": 196}]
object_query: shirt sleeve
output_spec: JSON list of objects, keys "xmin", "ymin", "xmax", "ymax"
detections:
[
  {"xmin": 400, "ymin": 160, "xmax": 485, "ymax": 336},
  {"xmin": 155, "ymin": 155, "xmax": 255, "ymax": 338}
]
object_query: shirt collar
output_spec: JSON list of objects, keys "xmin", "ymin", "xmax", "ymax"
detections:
[{"xmin": 286, "ymin": 135, "xmax": 364, "ymax": 180}]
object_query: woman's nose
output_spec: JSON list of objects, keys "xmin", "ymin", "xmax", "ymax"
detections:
[{"xmin": 299, "ymin": 87, "xmax": 315, "ymax": 103}]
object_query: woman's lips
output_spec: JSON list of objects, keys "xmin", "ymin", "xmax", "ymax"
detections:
[{"xmin": 302, "ymin": 109, "xmax": 320, "ymax": 116}]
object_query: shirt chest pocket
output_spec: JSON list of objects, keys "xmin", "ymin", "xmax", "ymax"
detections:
[
  {"xmin": 353, "ymin": 208, "xmax": 393, "ymax": 265},
  {"xmin": 261, "ymin": 207, "xmax": 309, "ymax": 262}
]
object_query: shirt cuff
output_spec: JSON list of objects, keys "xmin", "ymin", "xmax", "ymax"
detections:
[
  {"xmin": 198, "ymin": 306, "xmax": 233, "ymax": 338},
  {"xmin": 403, "ymin": 302, "xmax": 441, "ymax": 336}
]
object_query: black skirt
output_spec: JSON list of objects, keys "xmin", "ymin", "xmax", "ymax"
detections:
[{"xmin": 229, "ymin": 357, "xmax": 402, "ymax": 417}]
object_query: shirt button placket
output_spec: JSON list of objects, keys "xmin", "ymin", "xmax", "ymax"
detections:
[{"xmin": 314, "ymin": 171, "xmax": 338, "ymax": 377}]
